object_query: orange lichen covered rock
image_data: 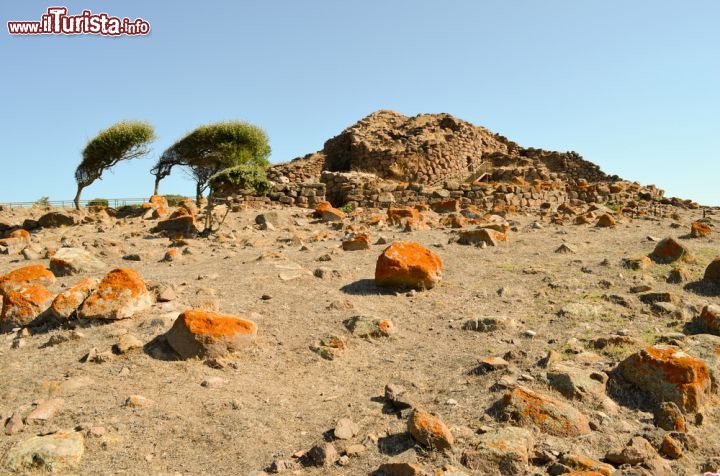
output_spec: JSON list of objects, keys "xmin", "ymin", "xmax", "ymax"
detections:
[
  {"xmin": 342, "ymin": 233, "xmax": 370, "ymax": 251},
  {"xmin": 5, "ymin": 229, "xmax": 30, "ymax": 242},
  {"xmin": 439, "ymin": 214, "xmax": 465, "ymax": 228},
  {"xmin": 387, "ymin": 207, "xmax": 420, "ymax": 225},
  {"xmin": 651, "ymin": 237, "xmax": 691, "ymax": 263},
  {"xmin": 407, "ymin": 409, "xmax": 453, "ymax": 450},
  {"xmin": 703, "ymin": 257, "xmax": 720, "ymax": 285},
  {"xmin": 0, "ymin": 282, "xmax": 54, "ymax": 331},
  {"xmin": 595, "ymin": 213, "xmax": 616, "ymax": 227},
  {"xmin": 78, "ymin": 268, "xmax": 153, "ymax": 320},
  {"xmin": 691, "ymin": 222, "xmax": 711, "ymax": 238},
  {"xmin": 460, "ymin": 426, "xmax": 533, "ymax": 475},
  {"xmin": 559, "ymin": 454, "xmax": 614, "ymax": 476},
  {"xmin": 498, "ymin": 386, "xmax": 592, "ymax": 436},
  {"xmin": 0, "ymin": 265, "xmax": 56, "ymax": 289},
  {"xmin": 375, "ymin": 241, "xmax": 442, "ymax": 290},
  {"xmin": 50, "ymin": 277, "xmax": 99, "ymax": 322},
  {"xmin": 617, "ymin": 345, "xmax": 711, "ymax": 412},
  {"xmin": 314, "ymin": 202, "xmax": 345, "ymax": 222},
  {"xmin": 165, "ymin": 309, "xmax": 258, "ymax": 359}
]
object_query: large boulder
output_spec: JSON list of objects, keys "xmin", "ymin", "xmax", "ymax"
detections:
[
  {"xmin": 0, "ymin": 265, "xmax": 56, "ymax": 289},
  {"xmin": 4, "ymin": 431, "xmax": 84, "ymax": 472},
  {"xmin": 651, "ymin": 238, "xmax": 691, "ymax": 263},
  {"xmin": 497, "ymin": 386, "xmax": 592, "ymax": 436},
  {"xmin": 78, "ymin": 268, "xmax": 153, "ymax": 320},
  {"xmin": 617, "ymin": 345, "xmax": 711, "ymax": 412},
  {"xmin": 703, "ymin": 257, "xmax": 720, "ymax": 285},
  {"xmin": 49, "ymin": 248, "xmax": 106, "ymax": 276},
  {"xmin": 0, "ymin": 282, "xmax": 54, "ymax": 331},
  {"xmin": 38, "ymin": 211, "xmax": 81, "ymax": 228},
  {"xmin": 165, "ymin": 309, "xmax": 258, "ymax": 359},
  {"xmin": 375, "ymin": 241, "xmax": 442, "ymax": 290}
]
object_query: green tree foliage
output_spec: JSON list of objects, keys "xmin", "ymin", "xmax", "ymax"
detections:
[
  {"xmin": 74, "ymin": 121, "xmax": 155, "ymax": 209},
  {"xmin": 210, "ymin": 162, "xmax": 272, "ymax": 197},
  {"xmin": 151, "ymin": 121, "xmax": 270, "ymax": 200}
]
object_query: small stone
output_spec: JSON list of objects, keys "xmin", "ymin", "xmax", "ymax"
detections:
[
  {"xmin": 407, "ymin": 409, "xmax": 454, "ymax": 450},
  {"xmin": 474, "ymin": 356, "xmax": 509, "ymax": 374},
  {"xmin": 201, "ymin": 376, "xmax": 226, "ymax": 388},
  {"xmin": 334, "ymin": 418, "xmax": 360, "ymax": 440},
  {"xmin": 307, "ymin": 442, "xmax": 338, "ymax": 467},
  {"xmin": 26, "ymin": 399, "xmax": 64, "ymax": 423},
  {"xmin": 115, "ymin": 334, "xmax": 143, "ymax": 354},
  {"xmin": 125, "ymin": 395, "xmax": 155, "ymax": 407},
  {"xmin": 661, "ymin": 434, "xmax": 683, "ymax": 459}
]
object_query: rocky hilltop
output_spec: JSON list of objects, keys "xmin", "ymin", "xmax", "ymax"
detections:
[{"xmin": 265, "ymin": 110, "xmax": 692, "ymax": 213}]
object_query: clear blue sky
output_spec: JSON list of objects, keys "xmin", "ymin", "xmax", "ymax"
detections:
[{"xmin": 2, "ymin": 1, "xmax": 719, "ymax": 204}]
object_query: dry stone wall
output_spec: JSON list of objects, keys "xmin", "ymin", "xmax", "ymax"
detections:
[{"xmin": 255, "ymin": 110, "xmax": 673, "ymax": 210}]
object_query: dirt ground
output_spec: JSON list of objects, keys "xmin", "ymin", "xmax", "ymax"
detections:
[{"xmin": 1, "ymin": 203, "xmax": 719, "ymax": 475}]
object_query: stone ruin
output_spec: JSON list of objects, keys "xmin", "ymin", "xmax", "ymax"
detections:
[{"xmin": 231, "ymin": 110, "xmax": 696, "ymax": 212}]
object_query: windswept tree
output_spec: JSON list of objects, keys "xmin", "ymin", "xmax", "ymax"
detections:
[
  {"xmin": 75, "ymin": 121, "xmax": 155, "ymax": 209},
  {"xmin": 151, "ymin": 121, "xmax": 271, "ymax": 201}
]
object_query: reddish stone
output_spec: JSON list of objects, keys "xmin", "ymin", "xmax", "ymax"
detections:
[
  {"xmin": 407, "ymin": 409, "xmax": 454, "ymax": 450},
  {"xmin": 691, "ymin": 222, "xmax": 711, "ymax": 238},
  {"xmin": 703, "ymin": 258, "xmax": 720, "ymax": 285},
  {"xmin": 375, "ymin": 241, "xmax": 442, "ymax": 290},
  {"xmin": 618, "ymin": 345, "xmax": 711, "ymax": 412},
  {"xmin": 651, "ymin": 238, "xmax": 691, "ymax": 263},
  {"xmin": 78, "ymin": 268, "xmax": 153, "ymax": 320},
  {"xmin": 0, "ymin": 265, "xmax": 56, "ymax": 289},
  {"xmin": 498, "ymin": 386, "xmax": 592, "ymax": 436},
  {"xmin": 1, "ymin": 283, "xmax": 54, "ymax": 330},
  {"xmin": 165, "ymin": 309, "xmax": 258, "ymax": 359}
]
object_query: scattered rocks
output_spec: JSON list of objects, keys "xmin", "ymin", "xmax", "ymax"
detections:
[
  {"xmin": 462, "ymin": 316, "xmax": 514, "ymax": 332},
  {"xmin": 26, "ymin": 398, "xmax": 65, "ymax": 423}
]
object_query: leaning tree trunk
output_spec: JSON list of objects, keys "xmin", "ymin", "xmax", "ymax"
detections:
[
  {"xmin": 195, "ymin": 183, "xmax": 203, "ymax": 206},
  {"xmin": 73, "ymin": 185, "xmax": 84, "ymax": 210},
  {"xmin": 153, "ymin": 175, "xmax": 161, "ymax": 196}
]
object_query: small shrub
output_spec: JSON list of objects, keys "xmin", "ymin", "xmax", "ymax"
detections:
[
  {"xmin": 605, "ymin": 202, "xmax": 623, "ymax": 212},
  {"xmin": 88, "ymin": 198, "xmax": 109, "ymax": 207},
  {"xmin": 339, "ymin": 203, "xmax": 355, "ymax": 214},
  {"xmin": 163, "ymin": 194, "xmax": 188, "ymax": 207},
  {"xmin": 34, "ymin": 196, "xmax": 50, "ymax": 209}
]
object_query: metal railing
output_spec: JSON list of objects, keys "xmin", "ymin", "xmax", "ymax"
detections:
[{"xmin": 0, "ymin": 198, "xmax": 149, "ymax": 209}]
